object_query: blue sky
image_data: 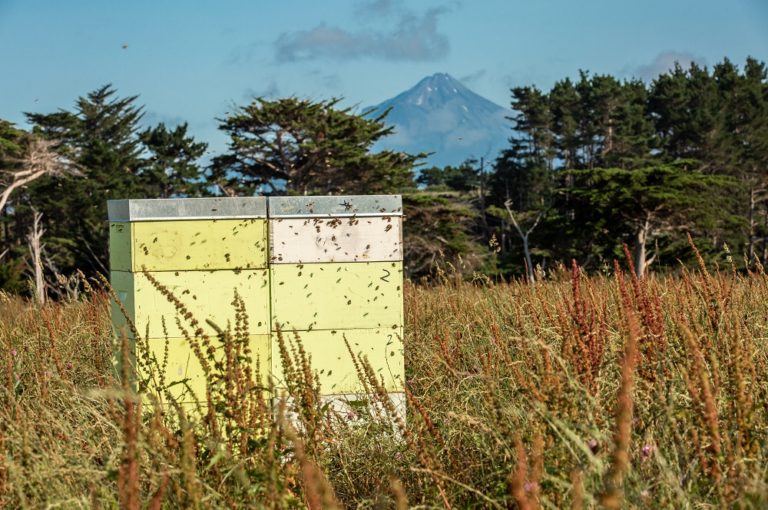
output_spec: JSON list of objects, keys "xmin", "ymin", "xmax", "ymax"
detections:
[{"xmin": 1, "ymin": 0, "xmax": 767, "ymax": 155}]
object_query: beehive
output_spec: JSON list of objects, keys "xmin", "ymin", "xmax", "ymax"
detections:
[
  {"xmin": 108, "ymin": 195, "xmax": 404, "ymax": 407},
  {"xmin": 268, "ymin": 195, "xmax": 404, "ymax": 396},
  {"xmin": 108, "ymin": 197, "xmax": 271, "ymax": 403}
]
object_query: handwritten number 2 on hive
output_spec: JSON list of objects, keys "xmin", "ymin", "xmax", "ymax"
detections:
[{"xmin": 381, "ymin": 269, "xmax": 391, "ymax": 282}]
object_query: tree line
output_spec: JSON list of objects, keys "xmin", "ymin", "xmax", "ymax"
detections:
[{"xmin": 0, "ymin": 57, "xmax": 766, "ymax": 296}]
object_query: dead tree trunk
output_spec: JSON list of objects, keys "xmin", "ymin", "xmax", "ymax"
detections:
[
  {"xmin": 27, "ymin": 210, "xmax": 46, "ymax": 305},
  {"xmin": 763, "ymin": 205, "xmax": 768, "ymax": 265},
  {"xmin": 504, "ymin": 200, "xmax": 545, "ymax": 284},
  {"xmin": 633, "ymin": 215, "xmax": 656, "ymax": 279},
  {"xmin": 748, "ymin": 187, "xmax": 757, "ymax": 263}
]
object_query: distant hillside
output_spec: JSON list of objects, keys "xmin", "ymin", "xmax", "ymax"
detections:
[{"xmin": 367, "ymin": 73, "xmax": 512, "ymax": 168}]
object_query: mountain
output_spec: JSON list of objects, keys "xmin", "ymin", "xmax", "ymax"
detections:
[{"xmin": 367, "ymin": 73, "xmax": 512, "ymax": 168}]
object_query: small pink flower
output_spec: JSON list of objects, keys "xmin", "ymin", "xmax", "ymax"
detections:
[
  {"xmin": 523, "ymin": 481, "xmax": 537, "ymax": 493},
  {"xmin": 641, "ymin": 444, "xmax": 653, "ymax": 460},
  {"xmin": 10, "ymin": 349, "xmax": 17, "ymax": 357},
  {"xmin": 587, "ymin": 438, "xmax": 599, "ymax": 454}
]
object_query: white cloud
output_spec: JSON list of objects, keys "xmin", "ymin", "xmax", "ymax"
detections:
[
  {"xmin": 634, "ymin": 51, "xmax": 706, "ymax": 81},
  {"xmin": 274, "ymin": 6, "xmax": 451, "ymax": 62}
]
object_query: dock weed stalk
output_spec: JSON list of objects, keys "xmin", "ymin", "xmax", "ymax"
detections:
[
  {"xmin": 507, "ymin": 434, "xmax": 537, "ymax": 510},
  {"xmin": 117, "ymin": 332, "xmax": 141, "ymax": 510},
  {"xmin": 599, "ymin": 271, "xmax": 641, "ymax": 509}
]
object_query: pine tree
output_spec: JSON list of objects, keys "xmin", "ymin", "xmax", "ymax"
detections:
[
  {"xmin": 492, "ymin": 85, "xmax": 555, "ymax": 211},
  {"xmin": 139, "ymin": 122, "xmax": 208, "ymax": 198},
  {"xmin": 582, "ymin": 73, "xmax": 622, "ymax": 168},
  {"xmin": 416, "ymin": 161, "xmax": 480, "ymax": 192},
  {"xmin": 0, "ymin": 120, "xmax": 26, "ymax": 159},
  {"xmin": 25, "ymin": 85, "xmax": 146, "ymax": 274},
  {"xmin": 566, "ymin": 162, "xmax": 738, "ymax": 277},
  {"xmin": 212, "ymin": 97, "xmax": 421, "ymax": 195},
  {"xmin": 0, "ymin": 120, "xmax": 29, "ymax": 290},
  {"xmin": 605, "ymin": 79, "xmax": 655, "ymax": 168},
  {"xmin": 485, "ymin": 86, "xmax": 556, "ymax": 274},
  {"xmin": 649, "ymin": 63, "xmax": 722, "ymax": 167},
  {"xmin": 714, "ymin": 58, "xmax": 768, "ymax": 261},
  {"xmin": 549, "ymin": 78, "xmax": 581, "ymax": 169}
]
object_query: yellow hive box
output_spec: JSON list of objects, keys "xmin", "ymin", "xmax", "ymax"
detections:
[
  {"xmin": 110, "ymin": 218, "xmax": 268, "ymax": 272},
  {"xmin": 108, "ymin": 198, "xmax": 271, "ymax": 406},
  {"xmin": 134, "ymin": 334, "xmax": 271, "ymax": 403},
  {"xmin": 270, "ymin": 261, "xmax": 403, "ymax": 331},
  {"xmin": 111, "ymin": 269, "xmax": 270, "ymax": 339},
  {"xmin": 272, "ymin": 328, "xmax": 403, "ymax": 394}
]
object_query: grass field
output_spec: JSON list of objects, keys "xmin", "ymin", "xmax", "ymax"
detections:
[{"xmin": 2, "ymin": 249, "xmax": 768, "ymax": 508}]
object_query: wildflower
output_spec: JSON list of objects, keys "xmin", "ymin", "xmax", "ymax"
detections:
[
  {"xmin": 524, "ymin": 481, "xmax": 538, "ymax": 493},
  {"xmin": 587, "ymin": 438, "xmax": 600, "ymax": 454},
  {"xmin": 641, "ymin": 443, "xmax": 653, "ymax": 460},
  {"xmin": 11, "ymin": 349, "xmax": 17, "ymax": 357}
]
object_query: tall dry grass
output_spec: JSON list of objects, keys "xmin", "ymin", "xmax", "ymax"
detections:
[{"xmin": 1, "ymin": 253, "xmax": 768, "ymax": 507}]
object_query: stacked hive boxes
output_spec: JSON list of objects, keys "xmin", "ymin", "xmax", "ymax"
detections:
[
  {"xmin": 108, "ymin": 195, "xmax": 404, "ymax": 403},
  {"xmin": 108, "ymin": 197, "xmax": 271, "ymax": 403},
  {"xmin": 268, "ymin": 195, "xmax": 404, "ymax": 397}
]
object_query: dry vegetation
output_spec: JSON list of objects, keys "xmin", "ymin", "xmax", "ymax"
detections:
[{"xmin": 2, "ymin": 246, "xmax": 768, "ymax": 508}]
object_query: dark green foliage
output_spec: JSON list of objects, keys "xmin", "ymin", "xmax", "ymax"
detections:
[
  {"xmin": 0, "ymin": 119, "xmax": 26, "ymax": 159},
  {"xmin": 402, "ymin": 193, "xmax": 490, "ymax": 279},
  {"xmin": 138, "ymin": 122, "xmax": 208, "ymax": 198},
  {"xmin": 416, "ymin": 160, "xmax": 480, "ymax": 192},
  {"xmin": 0, "ymin": 120, "xmax": 28, "ymax": 293},
  {"xmin": 23, "ymin": 86, "xmax": 149, "ymax": 273},
  {"xmin": 490, "ymin": 148, "xmax": 551, "ymax": 211},
  {"xmin": 564, "ymin": 163, "xmax": 740, "ymax": 275},
  {"xmin": 0, "ymin": 256, "xmax": 25, "ymax": 294},
  {"xmin": 488, "ymin": 57, "xmax": 768, "ymax": 277},
  {"xmin": 212, "ymin": 97, "xmax": 422, "ymax": 195}
]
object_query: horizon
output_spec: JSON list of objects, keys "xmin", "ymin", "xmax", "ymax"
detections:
[{"xmin": 1, "ymin": 0, "xmax": 767, "ymax": 159}]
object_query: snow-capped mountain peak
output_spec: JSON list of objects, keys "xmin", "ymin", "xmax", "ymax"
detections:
[{"xmin": 367, "ymin": 73, "xmax": 511, "ymax": 167}]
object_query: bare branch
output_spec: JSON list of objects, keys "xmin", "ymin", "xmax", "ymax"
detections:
[
  {"xmin": 80, "ymin": 235, "xmax": 110, "ymax": 275},
  {"xmin": 527, "ymin": 209, "xmax": 545, "ymax": 237},
  {"xmin": 0, "ymin": 138, "xmax": 82, "ymax": 214},
  {"xmin": 503, "ymin": 199, "xmax": 526, "ymax": 238},
  {"xmin": 0, "ymin": 169, "xmax": 46, "ymax": 214},
  {"xmin": 217, "ymin": 182, "xmax": 237, "ymax": 197}
]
